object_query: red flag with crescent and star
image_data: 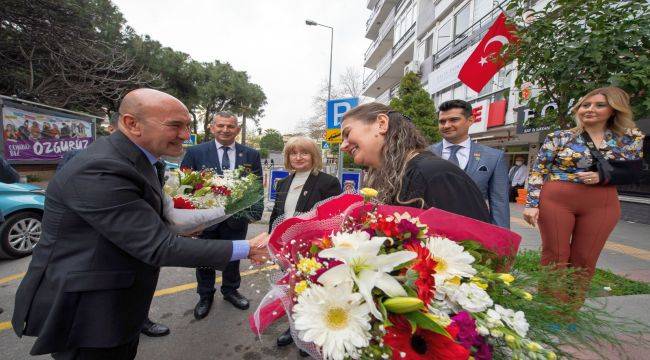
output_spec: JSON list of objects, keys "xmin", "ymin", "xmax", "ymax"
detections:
[{"xmin": 458, "ymin": 12, "xmax": 518, "ymax": 93}]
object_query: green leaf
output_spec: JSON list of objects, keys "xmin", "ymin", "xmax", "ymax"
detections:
[{"xmin": 404, "ymin": 311, "xmax": 450, "ymax": 337}]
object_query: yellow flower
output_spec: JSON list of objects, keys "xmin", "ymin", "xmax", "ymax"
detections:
[
  {"xmin": 522, "ymin": 291, "xmax": 533, "ymax": 301},
  {"xmin": 546, "ymin": 352, "xmax": 557, "ymax": 360},
  {"xmin": 498, "ymin": 273, "xmax": 515, "ymax": 285},
  {"xmin": 360, "ymin": 187, "xmax": 378, "ymax": 199},
  {"xmin": 294, "ymin": 280, "xmax": 308, "ymax": 295},
  {"xmin": 471, "ymin": 277, "xmax": 488, "ymax": 290},
  {"xmin": 297, "ymin": 257, "xmax": 323, "ymax": 275},
  {"xmin": 505, "ymin": 334, "xmax": 516, "ymax": 346},
  {"xmin": 527, "ymin": 342, "xmax": 542, "ymax": 352}
]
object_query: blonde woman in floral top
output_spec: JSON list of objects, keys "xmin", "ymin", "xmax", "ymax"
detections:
[{"xmin": 523, "ymin": 86, "xmax": 644, "ymax": 307}]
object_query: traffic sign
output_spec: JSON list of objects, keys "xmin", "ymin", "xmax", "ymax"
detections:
[
  {"xmin": 326, "ymin": 97, "xmax": 359, "ymax": 129},
  {"xmin": 325, "ymin": 129, "xmax": 342, "ymax": 143},
  {"xmin": 321, "ymin": 141, "xmax": 330, "ymax": 149}
]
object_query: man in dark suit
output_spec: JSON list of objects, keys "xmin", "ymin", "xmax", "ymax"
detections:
[
  {"xmin": 181, "ymin": 111, "xmax": 263, "ymax": 320},
  {"xmin": 12, "ymin": 89, "xmax": 269, "ymax": 359},
  {"xmin": 429, "ymin": 99, "xmax": 510, "ymax": 228},
  {"xmin": 55, "ymin": 113, "xmax": 171, "ymax": 338}
]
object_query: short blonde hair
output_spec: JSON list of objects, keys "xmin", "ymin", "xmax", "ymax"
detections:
[
  {"xmin": 283, "ymin": 136, "xmax": 322, "ymax": 173},
  {"xmin": 571, "ymin": 86, "xmax": 635, "ymax": 136}
]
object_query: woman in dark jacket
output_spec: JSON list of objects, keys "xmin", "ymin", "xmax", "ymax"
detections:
[
  {"xmin": 270, "ymin": 136, "xmax": 341, "ymax": 351},
  {"xmin": 339, "ymin": 102, "xmax": 489, "ymax": 222}
]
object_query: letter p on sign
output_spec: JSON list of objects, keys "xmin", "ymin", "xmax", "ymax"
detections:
[{"xmin": 326, "ymin": 97, "xmax": 359, "ymax": 130}]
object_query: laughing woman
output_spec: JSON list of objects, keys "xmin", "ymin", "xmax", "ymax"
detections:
[{"xmin": 339, "ymin": 102, "xmax": 489, "ymax": 222}]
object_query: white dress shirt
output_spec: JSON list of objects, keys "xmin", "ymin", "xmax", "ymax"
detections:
[
  {"xmin": 442, "ymin": 137, "xmax": 472, "ymax": 170},
  {"xmin": 214, "ymin": 140, "xmax": 236, "ymax": 170}
]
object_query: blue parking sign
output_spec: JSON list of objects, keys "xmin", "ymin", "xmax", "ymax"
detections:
[{"xmin": 326, "ymin": 97, "xmax": 359, "ymax": 129}]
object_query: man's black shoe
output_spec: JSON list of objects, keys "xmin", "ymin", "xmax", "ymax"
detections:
[
  {"xmin": 299, "ymin": 349, "xmax": 310, "ymax": 357},
  {"xmin": 276, "ymin": 328, "xmax": 294, "ymax": 347},
  {"xmin": 141, "ymin": 318, "xmax": 170, "ymax": 337},
  {"xmin": 194, "ymin": 297, "xmax": 214, "ymax": 320},
  {"xmin": 223, "ymin": 290, "xmax": 249, "ymax": 310}
]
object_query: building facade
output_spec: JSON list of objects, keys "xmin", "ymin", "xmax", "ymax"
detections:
[{"xmin": 361, "ymin": 0, "xmax": 650, "ymax": 221}]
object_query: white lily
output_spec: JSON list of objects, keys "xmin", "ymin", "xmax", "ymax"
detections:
[{"xmin": 317, "ymin": 231, "xmax": 416, "ymax": 320}]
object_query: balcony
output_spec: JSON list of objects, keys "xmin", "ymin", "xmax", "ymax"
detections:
[
  {"xmin": 365, "ymin": 0, "xmax": 396, "ymax": 40},
  {"xmin": 362, "ymin": 48, "xmax": 406, "ymax": 98},
  {"xmin": 392, "ymin": 22, "xmax": 415, "ymax": 57},
  {"xmin": 432, "ymin": 1, "xmax": 504, "ymax": 67},
  {"xmin": 364, "ymin": 9, "xmax": 396, "ymax": 68}
]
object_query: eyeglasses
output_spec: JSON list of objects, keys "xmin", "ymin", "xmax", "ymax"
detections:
[{"xmin": 289, "ymin": 151, "xmax": 311, "ymax": 158}]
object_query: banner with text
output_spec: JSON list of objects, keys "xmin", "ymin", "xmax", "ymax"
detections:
[{"xmin": 2, "ymin": 106, "xmax": 94, "ymax": 161}]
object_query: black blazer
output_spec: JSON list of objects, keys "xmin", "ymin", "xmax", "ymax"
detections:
[
  {"xmin": 397, "ymin": 151, "xmax": 491, "ymax": 223},
  {"xmin": 269, "ymin": 171, "xmax": 341, "ymax": 232},
  {"xmin": 13, "ymin": 131, "xmax": 234, "ymax": 355},
  {"xmin": 180, "ymin": 140, "xmax": 263, "ymax": 240}
]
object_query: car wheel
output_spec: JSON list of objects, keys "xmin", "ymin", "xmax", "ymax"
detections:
[{"xmin": 0, "ymin": 211, "xmax": 42, "ymax": 258}]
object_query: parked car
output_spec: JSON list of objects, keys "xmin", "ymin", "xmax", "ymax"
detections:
[{"xmin": 0, "ymin": 182, "xmax": 45, "ymax": 258}]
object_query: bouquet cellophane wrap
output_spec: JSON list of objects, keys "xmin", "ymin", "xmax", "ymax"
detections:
[{"xmin": 250, "ymin": 194, "xmax": 521, "ymax": 358}]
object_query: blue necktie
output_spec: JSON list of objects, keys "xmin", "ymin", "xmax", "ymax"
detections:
[
  {"xmin": 448, "ymin": 145, "xmax": 462, "ymax": 167},
  {"xmin": 221, "ymin": 146, "xmax": 231, "ymax": 171}
]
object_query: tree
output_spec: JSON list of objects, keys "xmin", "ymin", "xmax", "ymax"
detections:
[
  {"xmin": 259, "ymin": 129, "xmax": 284, "ymax": 151},
  {"xmin": 504, "ymin": 0, "xmax": 650, "ymax": 129},
  {"xmin": 389, "ymin": 72, "xmax": 440, "ymax": 144},
  {"xmin": 0, "ymin": 0, "xmax": 152, "ymax": 115},
  {"xmin": 300, "ymin": 66, "xmax": 368, "ymax": 139}
]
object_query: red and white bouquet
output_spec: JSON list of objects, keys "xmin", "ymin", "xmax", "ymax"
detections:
[
  {"xmin": 251, "ymin": 191, "xmax": 557, "ymax": 360},
  {"xmin": 162, "ymin": 166, "xmax": 262, "ymax": 234}
]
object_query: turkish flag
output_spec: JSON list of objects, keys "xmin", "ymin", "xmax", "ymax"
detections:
[{"xmin": 458, "ymin": 12, "xmax": 518, "ymax": 93}]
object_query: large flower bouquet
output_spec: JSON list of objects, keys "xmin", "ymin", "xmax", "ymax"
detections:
[
  {"xmin": 162, "ymin": 166, "xmax": 262, "ymax": 234},
  {"xmin": 251, "ymin": 192, "xmax": 557, "ymax": 360}
]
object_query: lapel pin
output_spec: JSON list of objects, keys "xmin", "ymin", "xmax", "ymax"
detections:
[
  {"xmin": 303, "ymin": 190, "xmax": 308, "ymax": 196},
  {"xmin": 238, "ymin": 152, "xmax": 243, "ymax": 157}
]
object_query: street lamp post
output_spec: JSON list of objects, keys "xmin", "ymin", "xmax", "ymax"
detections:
[{"xmin": 306, "ymin": 19, "xmax": 342, "ymax": 179}]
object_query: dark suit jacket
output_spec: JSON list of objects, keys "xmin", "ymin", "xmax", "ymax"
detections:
[
  {"xmin": 12, "ymin": 131, "xmax": 234, "ymax": 355},
  {"xmin": 180, "ymin": 140, "xmax": 263, "ymax": 240},
  {"xmin": 269, "ymin": 171, "xmax": 341, "ymax": 232},
  {"xmin": 56, "ymin": 149, "xmax": 81, "ymax": 172},
  {"xmin": 397, "ymin": 151, "xmax": 490, "ymax": 223},
  {"xmin": 429, "ymin": 142, "xmax": 510, "ymax": 228}
]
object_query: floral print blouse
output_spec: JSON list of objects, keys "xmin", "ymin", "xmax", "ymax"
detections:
[{"xmin": 525, "ymin": 128, "xmax": 644, "ymax": 208}]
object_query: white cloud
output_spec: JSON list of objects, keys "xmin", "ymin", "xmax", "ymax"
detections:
[{"xmin": 111, "ymin": 0, "xmax": 371, "ymax": 134}]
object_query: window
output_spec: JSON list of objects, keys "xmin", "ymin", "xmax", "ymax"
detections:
[
  {"xmin": 437, "ymin": 19, "xmax": 452, "ymax": 51},
  {"xmin": 394, "ymin": 4, "xmax": 416, "ymax": 45},
  {"xmin": 474, "ymin": 0, "xmax": 493, "ymax": 23},
  {"xmin": 453, "ymin": 84, "xmax": 466, "ymax": 100},
  {"xmin": 454, "ymin": 4, "xmax": 471, "ymax": 37}
]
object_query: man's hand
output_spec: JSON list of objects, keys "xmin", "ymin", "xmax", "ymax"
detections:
[{"xmin": 248, "ymin": 232, "xmax": 270, "ymax": 264}]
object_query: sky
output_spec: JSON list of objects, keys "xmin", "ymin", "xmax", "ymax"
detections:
[{"xmin": 111, "ymin": 0, "xmax": 371, "ymax": 134}]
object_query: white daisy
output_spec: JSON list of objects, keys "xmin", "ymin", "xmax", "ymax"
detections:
[
  {"xmin": 426, "ymin": 236, "xmax": 477, "ymax": 284},
  {"xmin": 292, "ymin": 282, "xmax": 372, "ymax": 360}
]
